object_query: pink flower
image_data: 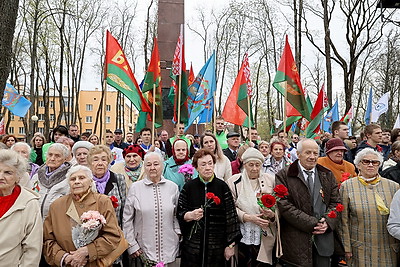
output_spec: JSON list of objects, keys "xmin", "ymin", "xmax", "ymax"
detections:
[{"xmin": 155, "ymin": 262, "xmax": 164, "ymax": 267}]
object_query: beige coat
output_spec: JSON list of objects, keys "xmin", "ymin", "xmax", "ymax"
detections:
[
  {"xmin": 227, "ymin": 172, "xmax": 282, "ymax": 264},
  {"xmin": 215, "ymin": 155, "xmax": 232, "ymax": 181},
  {"xmin": 0, "ymin": 186, "xmax": 42, "ymax": 267},
  {"xmin": 43, "ymin": 192, "xmax": 125, "ymax": 267}
]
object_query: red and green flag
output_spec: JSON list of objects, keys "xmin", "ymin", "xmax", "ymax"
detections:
[
  {"xmin": 136, "ymin": 37, "xmax": 162, "ymax": 132},
  {"xmin": 188, "ymin": 63, "xmax": 195, "ymax": 86},
  {"xmin": 222, "ymin": 53, "xmax": 254, "ymax": 127},
  {"xmin": 306, "ymin": 84, "xmax": 329, "ymax": 138},
  {"xmin": 341, "ymin": 105, "xmax": 353, "ymax": 124},
  {"xmin": 273, "ymin": 35, "xmax": 310, "ymax": 120},
  {"xmin": 168, "ymin": 25, "xmax": 189, "ymax": 125},
  {"xmin": 105, "ymin": 30, "xmax": 150, "ymax": 113}
]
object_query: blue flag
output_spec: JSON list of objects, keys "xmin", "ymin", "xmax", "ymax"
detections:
[
  {"xmin": 2, "ymin": 83, "xmax": 31, "ymax": 117},
  {"xmin": 185, "ymin": 52, "xmax": 216, "ymax": 131},
  {"xmin": 364, "ymin": 87, "xmax": 373, "ymax": 125},
  {"xmin": 322, "ymin": 100, "xmax": 339, "ymax": 133}
]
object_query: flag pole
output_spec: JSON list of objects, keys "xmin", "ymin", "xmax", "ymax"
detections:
[
  {"xmin": 152, "ymin": 84, "xmax": 156, "ymax": 146},
  {"xmin": 247, "ymin": 95, "xmax": 252, "ymax": 143},
  {"xmin": 177, "ymin": 74, "xmax": 182, "ymax": 125},
  {"xmin": 102, "ymin": 79, "xmax": 107, "ymax": 142},
  {"xmin": 283, "ymin": 85, "xmax": 287, "ymax": 134},
  {"xmin": 213, "ymin": 92, "xmax": 216, "ymax": 136}
]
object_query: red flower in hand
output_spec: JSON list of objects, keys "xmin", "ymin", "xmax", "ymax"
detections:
[
  {"xmin": 213, "ymin": 196, "xmax": 221, "ymax": 205},
  {"xmin": 110, "ymin": 196, "xmax": 119, "ymax": 208},
  {"xmin": 274, "ymin": 184, "xmax": 289, "ymax": 198},
  {"xmin": 261, "ymin": 194, "xmax": 276, "ymax": 208},
  {"xmin": 327, "ymin": 210, "xmax": 337, "ymax": 218},
  {"xmin": 341, "ymin": 172, "xmax": 351, "ymax": 183},
  {"xmin": 206, "ymin": 192, "xmax": 215, "ymax": 199},
  {"xmin": 336, "ymin": 203, "xmax": 344, "ymax": 212}
]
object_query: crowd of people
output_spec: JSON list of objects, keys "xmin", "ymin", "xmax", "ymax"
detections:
[{"xmin": 2, "ymin": 118, "xmax": 400, "ymax": 267}]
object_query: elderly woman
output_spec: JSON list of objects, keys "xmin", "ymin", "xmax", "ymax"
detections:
[
  {"xmin": 164, "ymin": 139, "xmax": 198, "ymax": 191},
  {"xmin": 43, "ymin": 165, "xmax": 128, "ymax": 267},
  {"xmin": 30, "ymin": 133, "xmax": 46, "ymax": 166},
  {"xmin": 200, "ymin": 132, "xmax": 232, "ymax": 181},
  {"xmin": 56, "ymin": 136, "xmax": 76, "ymax": 165},
  {"xmin": 88, "ymin": 145, "xmax": 126, "ymax": 225},
  {"xmin": 2, "ymin": 134, "xmax": 17, "ymax": 149},
  {"xmin": 227, "ymin": 148, "xmax": 282, "ymax": 266},
  {"xmin": 262, "ymin": 141, "xmax": 292, "ymax": 175},
  {"xmin": 88, "ymin": 134, "xmax": 100, "ymax": 146},
  {"xmin": 111, "ymin": 144, "xmax": 145, "ymax": 189},
  {"xmin": 177, "ymin": 149, "xmax": 242, "ymax": 267},
  {"xmin": 42, "ymin": 125, "xmax": 69, "ymax": 161},
  {"xmin": 72, "ymin": 141, "xmax": 94, "ymax": 167},
  {"xmin": 11, "ymin": 142, "xmax": 39, "ymax": 185},
  {"xmin": 0, "ymin": 150, "xmax": 42, "ymax": 266},
  {"xmin": 340, "ymin": 148, "xmax": 399, "ymax": 266},
  {"xmin": 123, "ymin": 152, "xmax": 180, "ymax": 266},
  {"xmin": 30, "ymin": 143, "xmax": 72, "ymax": 218}
]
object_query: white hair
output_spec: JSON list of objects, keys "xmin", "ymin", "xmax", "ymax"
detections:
[
  {"xmin": 11, "ymin": 142, "xmax": 31, "ymax": 154},
  {"xmin": 144, "ymin": 151, "xmax": 164, "ymax": 165},
  {"xmin": 0, "ymin": 149, "xmax": 28, "ymax": 179},
  {"xmin": 354, "ymin": 148, "xmax": 383, "ymax": 167},
  {"xmin": 66, "ymin": 165, "xmax": 97, "ymax": 192},
  {"xmin": 47, "ymin": 143, "xmax": 70, "ymax": 158},
  {"xmin": 297, "ymin": 138, "xmax": 320, "ymax": 154}
]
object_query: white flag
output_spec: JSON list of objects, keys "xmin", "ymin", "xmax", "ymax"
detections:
[
  {"xmin": 371, "ymin": 92, "xmax": 389, "ymax": 123},
  {"xmin": 394, "ymin": 113, "xmax": 400, "ymax": 129},
  {"xmin": 274, "ymin": 119, "xmax": 283, "ymax": 128}
]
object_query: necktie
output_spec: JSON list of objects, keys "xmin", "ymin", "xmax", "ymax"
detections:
[
  {"xmin": 304, "ymin": 170, "xmax": 314, "ymax": 196},
  {"xmin": 232, "ymin": 151, "xmax": 237, "ymax": 159}
]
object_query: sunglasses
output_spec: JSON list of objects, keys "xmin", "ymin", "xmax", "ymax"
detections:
[{"xmin": 360, "ymin": 159, "xmax": 380, "ymax": 166}]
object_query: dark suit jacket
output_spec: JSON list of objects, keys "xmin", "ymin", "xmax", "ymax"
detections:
[
  {"xmin": 223, "ymin": 148, "xmax": 237, "ymax": 162},
  {"xmin": 275, "ymin": 160, "xmax": 340, "ymax": 266}
]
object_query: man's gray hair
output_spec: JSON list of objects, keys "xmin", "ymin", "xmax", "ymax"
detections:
[
  {"xmin": 47, "ymin": 143, "xmax": 70, "ymax": 158},
  {"xmin": 354, "ymin": 148, "xmax": 383, "ymax": 167},
  {"xmin": 297, "ymin": 138, "xmax": 320, "ymax": 154},
  {"xmin": 11, "ymin": 142, "xmax": 31, "ymax": 154}
]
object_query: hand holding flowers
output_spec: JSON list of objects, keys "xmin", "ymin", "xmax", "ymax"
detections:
[
  {"xmin": 72, "ymin": 210, "xmax": 107, "ymax": 249},
  {"xmin": 178, "ymin": 164, "xmax": 195, "ymax": 183}
]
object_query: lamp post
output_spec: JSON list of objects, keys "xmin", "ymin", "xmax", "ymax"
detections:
[
  {"xmin": 31, "ymin": 115, "xmax": 38, "ymax": 135},
  {"xmin": 128, "ymin": 122, "xmax": 133, "ymax": 132}
]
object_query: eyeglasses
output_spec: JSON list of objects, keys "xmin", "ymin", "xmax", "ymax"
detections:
[{"xmin": 360, "ymin": 159, "xmax": 380, "ymax": 166}]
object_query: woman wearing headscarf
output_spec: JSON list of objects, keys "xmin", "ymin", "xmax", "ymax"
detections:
[
  {"xmin": 200, "ymin": 132, "xmax": 232, "ymax": 181},
  {"xmin": 227, "ymin": 148, "xmax": 282, "ymax": 266},
  {"xmin": 111, "ymin": 144, "xmax": 146, "ymax": 189},
  {"xmin": 43, "ymin": 165, "xmax": 127, "ymax": 267},
  {"xmin": 177, "ymin": 149, "xmax": 242, "ymax": 267},
  {"xmin": 164, "ymin": 139, "xmax": 198, "ymax": 191},
  {"xmin": 72, "ymin": 141, "xmax": 94, "ymax": 167},
  {"xmin": 87, "ymin": 145, "xmax": 126, "ymax": 225},
  {"xmin": 340, "ymin": 148, "xmax": 399, "ymax": 266},
  {"xmin": 30, "ymin": 143, "xmax": 72, "ymax": 218},
  {"xmin": 0, "ymin": 150, "xmax": 42, "ymax": 266},
  {"xmin": 262, "ymin": 141, "xmax": 292, "ymax": 175},
  {"xmin": 123, "ymin": 152, "xmax": 181, "ymax": 266}
]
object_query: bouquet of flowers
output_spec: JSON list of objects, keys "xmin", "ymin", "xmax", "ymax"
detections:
[
  {"xmin": 139, "ymin": 253, "xmax": 164, "ymax": 267},
  {"xmin": 257, "ymin": 184, "xmax": 289, "ymax": 236},
  {"xmin": 189, "ymin": 192, "xmax": 221, "ymax": 239},
  {"xmin": 72, "ymin": 210, "xmax": 107, "ymax": 249},
  {"xmin": 178, "ymin": 163, "xmax": 195, "ymax": 183}
]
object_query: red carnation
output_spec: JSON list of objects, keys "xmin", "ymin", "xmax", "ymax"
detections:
[
  {"xmin": 341, "ymin": 172, "xmax": 351, "ymax": 183},
  {"xmin": 274, "ymin": 184, "xmax": 289, "ymax": 198},
  {"xmin": 336, "ymin": 203, "xmax": 344, "ymax": 212},
  {"xmin": 261, "ymin": 194, "xmax": 276, "ymax": 208},
  {"xmin": 213, "ymin": 196, "xmax": 221, "ymax": 205},
  {"xmin": 327, "ymin": 210, "xmax": 337, "ymax": 218},
  {"xmin": 206, "ymin": 192, "xmax": 215, "ymax": 199},
  {"xmin": 110, "ymin": 196, "xmax": 119, "ymax": 208}
]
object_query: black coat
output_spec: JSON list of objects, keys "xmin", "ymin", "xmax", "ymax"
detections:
[
  {"xmin": 223, "ymin": 148, "xmax": 237, "ymax": 162},
  {"xmin": 177, "ymin": 177, "xmax": 242, "ymax": 267},
  {"xmin": 381, "ymin": 162, "xmax": 400, "ymax": 184}
]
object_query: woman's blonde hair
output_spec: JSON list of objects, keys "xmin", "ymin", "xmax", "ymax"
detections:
[{"xmin": 87, "ymin": 145, "xmax": 113, "ymax": 164}]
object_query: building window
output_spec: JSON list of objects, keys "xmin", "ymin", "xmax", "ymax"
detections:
[
  {"xmin": 86, "ymin": 116, "xmax": 92, "ymax": 123},
  {"xmin": 86, "ymin": 104, "xmax": 93, "ymax": 111},
  {"xmin": 50, "ymin": 101, "xmax": 54, "ymax": 108},
  {"xmin": 19, "ymin": 117, "xmax": 24, "ymax": 121},
  {"xmin": 38, "ymin": 114, "xmax": 45, "ymax": 121},
  {"xmin": 8, "ymin": 127, "xmax": 14, "ymax": 134},
  {"xmin": 106, "ymin": 105, "xmax": 111, "ymax": 112},
  {"xmin": 50, "ymin": 114, "xmax": 55, "ymax": 121},
  {"xmin": 10, "ymin": 114, "xmax": 14, "ymax": 121},
  {"xmin": 19, "ymin": 127, "xmax": 25, "ymax": 135},
  {"xmin": 38, "ymin": 100, "xmax": 44, "ymax": 107},
  {"xmin": 38, "ymin": 127, "xmax": 44, "ymax": 133},
  {"xmin": 86, "ymin": 129, "xmax": 92, "ymax": 133},
  {"xmin": 106, "ymin": 116, "xmax": 111, "ymax": 123}
]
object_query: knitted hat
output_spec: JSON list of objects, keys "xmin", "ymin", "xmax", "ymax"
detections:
[
  {"xmin": 242, "ymin": 147, "xmax": 264, "ymax": 164},
  {"xmin": 123, "ymin": 144, "xmax": 146, "ymax": 159},
  {"xmin": 325, "ymin": 138, "xmax": 347, "ymax": 154},
  {"xmin": 72, "ymin": 141, "xmax": 94, "ymax": 156}
]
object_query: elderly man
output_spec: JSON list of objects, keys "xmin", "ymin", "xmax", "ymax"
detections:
[
  {"xmin": 317, "ymin": 138, "xmax": 357, "ymax": 184},
  {"xmin": 276, "ymin": 138, "xmax": 340, "ymax": 267},
  {"xmin": 223, "ymin": 132, "xmax": 241, "ymax": 162}
]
